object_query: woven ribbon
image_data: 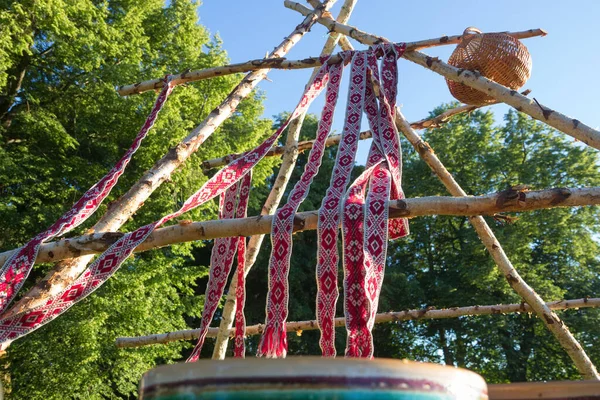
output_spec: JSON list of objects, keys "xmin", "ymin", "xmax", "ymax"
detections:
[
  {"xmin": 0, "ymin": 58, "xmax": 332, "ymax": 347},
  {"xmin": 257, "ymin": 55, "xmax": 349, "ymax": 358},
  {"xmin": 186, "ymin": 171, "xmax": 251, "ymax": 362},
  {"xmin": 258, "ymin": 44, "xmax": 409, "ymax": 358},
  {"xmin": 343, "ymin": 44, "xmax": 408, "ymax": 358},
  {"xmin": 0, "ymin": 77, "xmax": 175, "ymax": 315}
]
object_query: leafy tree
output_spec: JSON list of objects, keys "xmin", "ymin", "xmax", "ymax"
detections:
[
  {"xmin": 0, "ymin": 0, "xmax": 276, "ymax": 398},
  {"xmin": 383, "ymin": 106, "xmax": 600, "ymax": 382},
  {"xmin": 242, "ymin": 107, "xmax": 600, "ymax": 383}
]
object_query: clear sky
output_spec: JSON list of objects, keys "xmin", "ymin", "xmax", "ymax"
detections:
[{"xmin": 195, "ymin": 1, "xmax": 600, "ymax": 163}]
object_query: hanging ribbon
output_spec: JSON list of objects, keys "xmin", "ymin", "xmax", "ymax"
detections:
[
  {"xmin": 233, "ymin": 172, "xmax": 252, "ymax": 358},
  {"xmin": 186, "ymin": 171, "xmax": 251, "ymax": 362},
  {"xmin": 343, "ymin": 44, "xmax": 408, "ymax": 358},
  {"xmin": 315, "ymin": 51, "xmax": 367, "ymax": 357},
  {"xmin": 0, "ymin": 77, "xmax": 175, "ymax": 315},
  {"xmin": 258, "ymin": 54, "xmax": 350, "ymax": 358},
  {"xmin": 0, "ymin": 57, "xmax": 335, "ymax": 347}
]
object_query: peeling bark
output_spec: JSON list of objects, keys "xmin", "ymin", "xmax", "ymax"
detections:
[{"xmin": 1, "ymin": 187, "xmax": 598, "ymax": 266}]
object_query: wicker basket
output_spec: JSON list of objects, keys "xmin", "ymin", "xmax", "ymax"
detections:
[{"xmin": 446, "ymin": 27, "xmax": 532, "ymax": 105}]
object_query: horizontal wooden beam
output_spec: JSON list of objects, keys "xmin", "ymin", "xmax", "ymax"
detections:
[
  {"xmin": 115, "ymin": 297, "xmax": 600, "ymax": 348},
  {"xmin": 488, "ymin": 380, "xmax": 600, "ymax": 399},
  {"xmin": 1, "ymin": 187, "xmax": 597, "ymax": 267},
  {"xmin": 117, "ymin": 28, "xmax": 545, "ymax": 96},
  {"xmin": 201, "ymin": 90, "xmax": 530, "ymax": 171}
]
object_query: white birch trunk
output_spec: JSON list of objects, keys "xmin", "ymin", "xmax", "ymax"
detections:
[{"xmin": 1, "ymin": 186, "xmax": 597, "ymax": 266}]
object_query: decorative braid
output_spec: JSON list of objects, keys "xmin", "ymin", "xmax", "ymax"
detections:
[
  {"xmin": 315, "ymin": 51, "xmax": 366, "ymax": 357},
  {"xmin": 343, "ymin": 44, "xmax": 409, "ymax": 358},
  {"xmin": 233, "ymin": 172, "xmax": 252, "ymax": 358}
]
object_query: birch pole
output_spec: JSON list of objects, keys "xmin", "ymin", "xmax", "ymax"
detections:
[
  {"xmin": 211, "ymin": 0, "xmax": 359, "ymax": 360},
  {"xmin": 2, "ymin": 0, "xmax": 338, "ymax": 320},
  {"xmin": 115, "ymin": 297, "xmax": 600, "ymax": 348},
  {"xmin": 1, "ymin": 186, "xmax": 598, "ymax": 267},
  {"xmin": 116, "ymin": 37, "xmax": 545, "ymax": 96},
  {"xmin": 286, "ymin": 1, "xmax": 600, "ymax": 151},
  {"xmin": 287, "ymin": 2, "xmax": 599, "ymax": 379}
]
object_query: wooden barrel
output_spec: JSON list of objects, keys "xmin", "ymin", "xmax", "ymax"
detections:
[{"xmin": 139, "ymin": 357, "xmax": 488, "ymax": 399}]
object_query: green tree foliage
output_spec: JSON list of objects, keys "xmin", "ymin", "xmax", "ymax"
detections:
[
  {"xmin": 0, "ymin": 0, "xmax": 276, "ymax": 398},
  {"xmin": 383, "ymin": 106, "xmax": 600, "ymax": 382},
  {"xmin": 241, "ymin": 107, "xmax": 600, "ymax": 384}
]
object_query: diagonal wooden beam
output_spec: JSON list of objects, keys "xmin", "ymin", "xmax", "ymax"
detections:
[
  {"xmin": 286, "ymin": 0, "xmax": 600, "ymax": 152},
  {"xmin": 286, "ymin": 1, "xmax": 599, "ymax": 380},
  {"xmin": 2, "ymin": 0, "xmax": 339, "ymax": 321},
  {"xmin": 210, "ymin": 0, "xmax": 358, "ymax": 360},
  {"xmin": 201, "ymin": 90, "xmax": 530, "ymax": 171}
]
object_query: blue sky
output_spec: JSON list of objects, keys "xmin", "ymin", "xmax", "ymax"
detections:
[{"xmin": 195, "ymin": 1, "xmax": 600, "ymax": 162}]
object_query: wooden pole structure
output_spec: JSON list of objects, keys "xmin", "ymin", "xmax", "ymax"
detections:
[
  {"xmin": 201, "ymin": 90, "xmax": 530, "ymax": 171},
  {"xmin": 286, "ymin": 1, "xmax": 600, "ymax": 152},
  {"xmin": 211, "ymin": 0, "xmax": 358, "ymax": 359},
  {"xmin": 1, "ymin": 186, "xmax": 597, "ymax": 267},
  {"xmin": 114, "ymin": 297, "xmax": 600, "ymax": 348},
  {"xmin": 286, "ymin": 1, "xmax": 599, "ymax": 379},
  {"xmin": 116, "ymin": 35, "xmax": 545, "ymax": 96},
  {"xmin": 1, "ymin": 0, "xmax": 338, "ymax": 321}
]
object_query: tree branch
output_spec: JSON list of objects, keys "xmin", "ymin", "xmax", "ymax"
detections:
[
  {"xmin": 201, "ymin": 90, "xmax": 531, "ymax": 171},
  {"xmin": 116, "ymin": 30, "xmax": 545, "ymax": 96}
]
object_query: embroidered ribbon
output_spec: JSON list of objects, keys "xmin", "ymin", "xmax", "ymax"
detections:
[
  {"xmin": 342, "ymin": 162, "xmax": 380, "ymax": 358},
  {"xmin": 258, "ymin": 57, "xmax": 348, "ymax": 358},
  {"xmin": 316, "ymin": 51, "xmax": 367, "ymax": 357},
  {"xmin": 343, "ymin": 44, "xmax": 408, "ymax": 358},
  {"xmin": 186, "ymin": 171, "xmax": 251, "ymax": 362},
  {"xmin": 0, "ymin": 58, "xmax": 334, "ymax": 347},
  {"xmin": 233, "ymin": 172, "xmax": 251, "ymax": 358},
  {"xmin": 0, "ymin": 77, "xmax": 175, "ymax": 314}
]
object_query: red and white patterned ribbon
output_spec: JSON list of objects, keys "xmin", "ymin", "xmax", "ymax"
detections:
[
  {"xmin": 343, "ymin": 44, "xmax": 408, "ymax": 358},
  {"xmin": 0, "ymin": 77, "xmax": 175, "ymax": 314},
  {"xmin": 233, "ymin": 172, "xmax": 251, "ymax": 358},
  {"xmin": 316, "ymin": 51, "xmax": 367, "ymax": 357},
  {"xmin": 258, "ymin": 58, "xmax": 348, "ymax": 358},
  {"xmin": 342, "ymin": 162, "xmax": 380, "ymax": 358},
  {"xmin": 186, "ymin": 180, "xmax": 243, "ymax": 362},
  {"xmin": 0, "ymin": 58, "xmax": 333, "ymax": 347},
  {"xmin": 186, "ymin": 171, "xmax": 251, "ymax": 362}
]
